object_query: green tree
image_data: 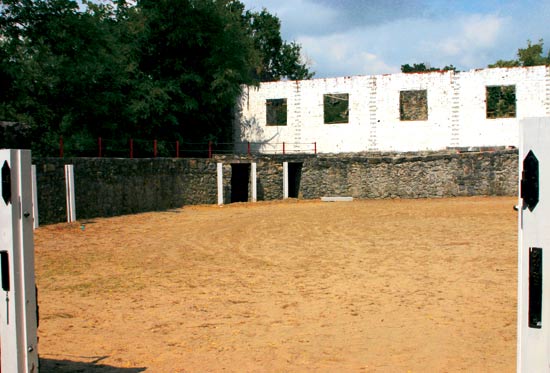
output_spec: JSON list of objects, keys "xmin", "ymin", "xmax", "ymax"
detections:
[
  {"xmin": 487, "ymin": 59, "xmax": 520, "ymax": 68},
  {"xmin": 244, "ymin": 9, "xmax": 313, "ymax": 81},
  {"xmin": 135, "ymin": 0, "xmax": 261, "ymax": 144},
  {"xmin": 489, "ymin": 39, "xmax": 550, "ymax": 68},
  {"xmin": 401, "ymin": 63, "xmax": 457, "ymax": 73},
  {"xmin": 1, "ymin": 0, "xmax": 137, "ymax": 155},
  {"xmin": 0, "ymin": 0, "xmax": 314, "ymax": 155}
]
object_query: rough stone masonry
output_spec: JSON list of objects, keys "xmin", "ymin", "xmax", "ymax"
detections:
[{"xmin": 33, "ymin": 149, "xmax": 517, "ymax": 224}]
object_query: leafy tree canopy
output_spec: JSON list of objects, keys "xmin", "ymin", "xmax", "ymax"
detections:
[
  {"xmin": 244, "ymin": 8, "xmax": 313, "ymax": 81},
  {"xmin": 489, "ymin": 39, "xmax": 550, "ymax": 68},
  {"xmin": 0, "ymin": 0, "xmax": 314, "ymax": 156},
  {"xmin": 401, "ymin": 63, "xmax": 457, "ymax": 73}
]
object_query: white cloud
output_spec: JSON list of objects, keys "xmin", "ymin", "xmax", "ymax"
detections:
[
  {"xmin": 296, "ymin": 12, "xmax": 511, "ymax": 77},
  {"xmin": 242, "ymin": 0, "xmax": 339, "ymax": 39},
  {"xmin": 298, "ymin": 33, "xmax": 400, "ymax": 77},
  {"xmin": 463, "ymin": 14, "xmax": 502, "ymax": 46},
  {"xmin": 242, "ymin": 0, "xmax": 550, "ymax": 77},
  {"xmin": 432, "ymin": 14, "xmax": 507, "ymax": 67},
  {"xmin": 276, "ymin": 0, "xmax": 338, "ymax": 36},
  {"xmin": 436, "ymin": 14, "xmax": 505, "ymax": 59},
  {"xmin": 358, "ymin": 52, "xmax": 397, "ymax": 75}
]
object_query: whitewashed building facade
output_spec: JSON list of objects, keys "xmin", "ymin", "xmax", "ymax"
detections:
[{"xmin": 234, "ymin": 66, "xmax": 550, "ymax": 154}]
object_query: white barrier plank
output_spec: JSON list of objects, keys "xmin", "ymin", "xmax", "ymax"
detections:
[
  {"xmin": 217, "ymin": 163, "xmax": 223, "ymax": 205},
  {"xmin": 251, "ymin": 163, "xmax": 257, "ymax": 202},
  {"xmin": 64, "ymin": 164, "xmax": 76, "ymax": 222},
  {"xmin": 0, "ymin": 149, "xmax": 39, "ymax": 372},
  {"xmin": 517, "ymin": 117, "xmax": 550, "ymax": 372},
  {"xmin": 321, "ymin": 196, "xmax": 354, "ymax": 202},
  {"xmin": 31, "ymin": 164, "xmax": 38, "ymax": 229},
  {"xmin": 283, "ymin": 162, "xmax": 288, "ymax": 199}
]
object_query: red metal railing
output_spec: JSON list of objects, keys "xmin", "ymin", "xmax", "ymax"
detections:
[{"xmin": 57, "ymin": 136, "xmax": 318, "ymax": 158}]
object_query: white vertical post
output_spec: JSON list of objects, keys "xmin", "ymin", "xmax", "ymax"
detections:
[
  {"xmin": 0, "ymin": 149, "xmax": 39, "ymax": 372},
  {"xmin": 31, "ymin": 165, "xmax": 38, "ymax": 229},
  {"xmin": 517, "ymin": 117, "xmax": 550, "ymax": 372},
  {"xmin": 283, "ymin": 161, "xmax": 289, "ymax": 199},
  {"xmin": 251, "ymin": 163, "xmax": 257, "ymax": 202},
  {"xmin": 64, "ymin": 164, "xmax": 76, "ymax": 222},
  {"xmin": 217, "ymin": 163, "xmax": 223, "ymax": 205}
]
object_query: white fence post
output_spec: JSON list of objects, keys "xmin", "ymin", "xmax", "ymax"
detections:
[
  {"xmin": 251, "ymin": 163, "xmax": 257, "ymax": 202},
  {"xmin": 217, "ymin": 163, "xmax": 223, "ymax": 205},
  {"xmin": 64, "ymin": 164, "xmax": 76, "ymax": 222},
  {"xmin": 283, "ymin": 161, "xmax": 289, "ymax": 199},
  {"xmin": 31, "ymin": 165, "xmax": 38, "ymax": 229},
  {"xmin": 517, "ymin": 117, "xmax": 550, "ymax": 372},
  {"xmin": 0, "ymin": 149, "xmax": 39, "ymax": 372}
]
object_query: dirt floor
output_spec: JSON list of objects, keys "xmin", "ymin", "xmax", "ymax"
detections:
[{"xmin": 34, "ymin": 196, "xmax": 518, "ymax": 372}]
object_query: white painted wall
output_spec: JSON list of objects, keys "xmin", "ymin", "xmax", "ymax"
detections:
[
  {"xmin": 373, "ymin": 72, "xmax": 454, "ymax": 151},
  {"xmin": 234, "ymin": 66, "xmax": 550, "ymax": 153},
  {"xmin": 458, "ymin": 68, "xmax": 549, "ymax": 148}
]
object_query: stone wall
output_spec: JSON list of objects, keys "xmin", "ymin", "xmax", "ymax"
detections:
[
  {"xmin": 220, "ymin": 150, "xmax": 517, "ymax": 200},
  {"xmin": 299, "ymin": 150, "xmax": 517, "ymax": 199},
  {"xmin": 33, "ymin": 157, "xmax": 217, "ymax": 224},
  {"xmin": 33, "ymin": 150, "xmax": 518, "ymax": 225}
]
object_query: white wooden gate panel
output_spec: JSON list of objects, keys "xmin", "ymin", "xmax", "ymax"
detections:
[
  {"xmin": 0, "ymin": 149, "xmax": 39, "ymax": 372},
  {"xmin": 518, "ymin": 118, "xmax": 550, "ymax": 372}
]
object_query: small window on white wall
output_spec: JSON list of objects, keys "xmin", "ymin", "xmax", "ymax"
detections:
[
  {"xmin": 486, "ymin": 85, "xmax": 516, "ymax": 119},
  {"xmin": 400, "ymin": 90, "xmax": 428, "ymax": 121},
  {"xmin": 324, "ymin": 93, "xmax": 349, "ymax": 124},
  {"xmin": 266, "ymin": 99, "xmax": 287, "ymax": 126}
]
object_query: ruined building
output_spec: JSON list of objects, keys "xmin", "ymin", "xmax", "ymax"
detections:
[{"xmin": 234, "ymin": 66, "xmax": 550, "ymax": 154}]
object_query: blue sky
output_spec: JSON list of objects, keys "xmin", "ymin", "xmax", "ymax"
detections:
[{"xmin": 240, "ymin": 0, "xmax": 550, "ymax": 78}]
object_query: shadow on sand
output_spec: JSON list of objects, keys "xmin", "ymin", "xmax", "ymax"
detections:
[{"xmin": 40, "ymin": 356, "xmax": 146, "ymax": 373}]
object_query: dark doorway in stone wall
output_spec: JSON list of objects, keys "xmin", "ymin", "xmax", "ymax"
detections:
[
  {"xmin": 231, "ymin": 163, "xmax": 250, "ymax": 203},
  {"xmin": 288, "ymin": 162, "xmax": 303, "ymax": 198}
]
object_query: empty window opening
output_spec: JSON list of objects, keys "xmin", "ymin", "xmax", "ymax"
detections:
[
  {"xmin": 231, "ymin": 163, "xmax": 250, "ymax": 203},
  {"xmin": 486, "ymin": 85, "xmax": 516, "ymax": 119},
  {"xmin": 324, "ymin": 93, "xmax": 349, "ymax": 124},
  {"xmin": 288, "ymin": 162, "xmax": 303, "ymax": 198},
  {"xmin": 266, "ymin": 98, "xmax": 287, "ymax": 126},
  {"xmin": 400, "ymin": 90, "xmax": 428, "ymax": 121}
]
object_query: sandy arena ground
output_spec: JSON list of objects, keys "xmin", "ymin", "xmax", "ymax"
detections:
[{"xmin": 34, "ymin": 196, "xmax": 518, "ymax": 372}]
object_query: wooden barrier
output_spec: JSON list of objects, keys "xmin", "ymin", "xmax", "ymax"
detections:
[
  {"xmin": 0, "ymin": 149, "xmax": 39, "ymax": 372},
  {"xmin": 517, "ymin": 117, "xmax": 550, "ymax": 371}
]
